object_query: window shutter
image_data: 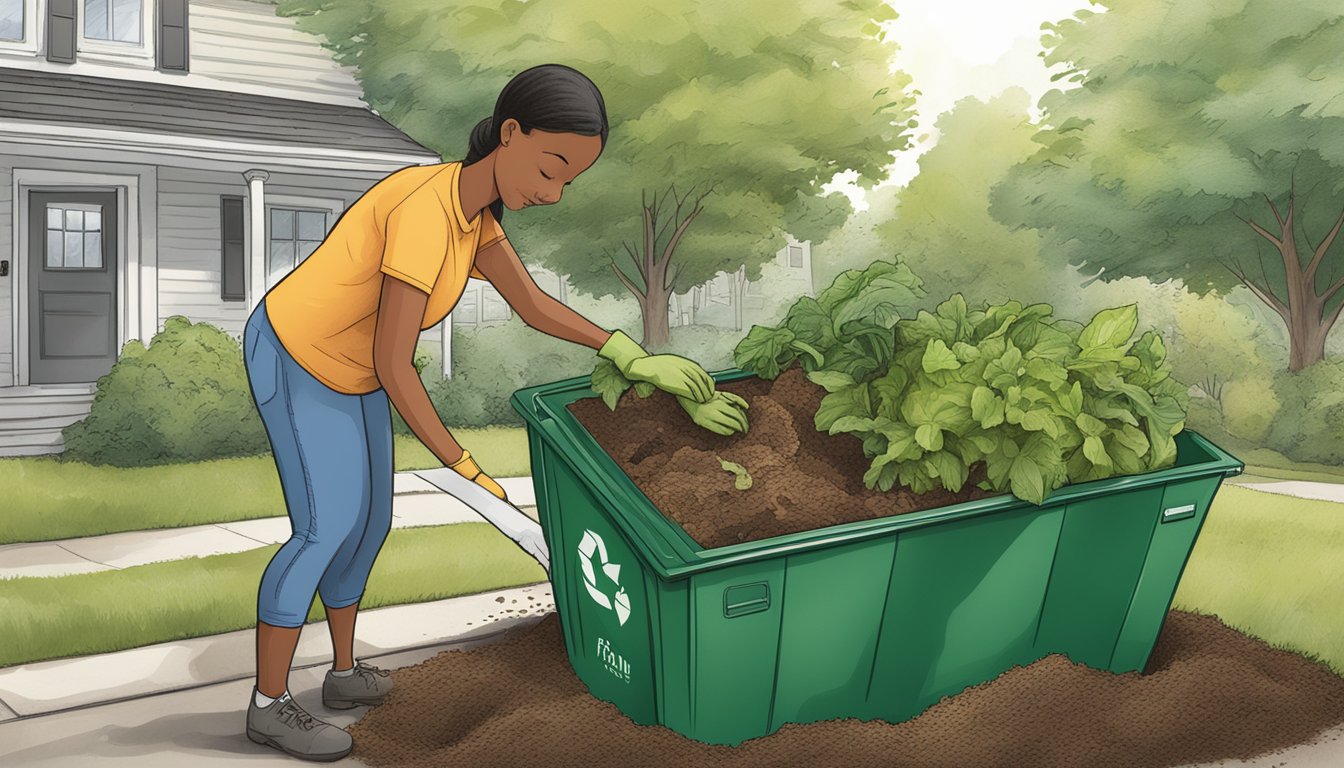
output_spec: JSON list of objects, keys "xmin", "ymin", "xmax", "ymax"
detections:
[
  {"xmin": 221, "ymin": 196, "xmax": 245, "ymax": 301},
  {"xmin": 158, "ymin": 0, "xmax": 190, "ymax": 71},
  {"xmin": 46, "ymin": 0, "xmax": 77, "ymax": 63}
]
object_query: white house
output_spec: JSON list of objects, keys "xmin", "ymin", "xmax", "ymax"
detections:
[
  {"xmin": 0, "ymin": 0, "xmax": 441, "ymax": 455},
  {"xmin": 670, "ymin": 237, "xmax": 814, "ymax": 331}
]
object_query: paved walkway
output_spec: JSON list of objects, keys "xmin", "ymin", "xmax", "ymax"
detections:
[
  {"xmin": 0, "ymin": 584, "xmax": 553, "ymax": 766},
  {"xmin": 1229, "ymin": 477, "xmax": 1344, "ymax": 504},
  {"xmin": 0, "ymin": 582, "xmax": 553, "ymax": 722},
  {"xmin": 0, "ymin": 473, "xmax": 537, "ymax": 580}
]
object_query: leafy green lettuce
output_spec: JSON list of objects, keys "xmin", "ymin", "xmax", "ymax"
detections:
[{"xmin": 733, "ymin": 265, "xmax": 1188, "ymax": 505}]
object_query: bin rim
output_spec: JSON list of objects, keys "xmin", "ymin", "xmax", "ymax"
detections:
[{"xmin": 510, "ymin": 368, "xmax": 1245, "ymax": 580}]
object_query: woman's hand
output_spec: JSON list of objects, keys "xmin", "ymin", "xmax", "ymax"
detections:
[
  {"xmin": 677, "ymin": 391, "xmax": 750, "ymax": 435},
  {"xmin": 598, "ymin": 329, "xmax": 715, "ymax": 402}
]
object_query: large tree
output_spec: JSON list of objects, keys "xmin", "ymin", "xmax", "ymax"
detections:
[
  {"xmin": 280, "ymin": 0, "xmax": 916, "ymax": 348},
  {"xmin": 876, "ymin": 88, "xmax": 1047, "ymax": 308},
  {"xmin": 991, "ymin": 0, "xmax": 1344, "ymax": 371}
]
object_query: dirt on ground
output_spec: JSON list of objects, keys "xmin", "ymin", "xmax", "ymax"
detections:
[
  {"xmin": 348, "ymin": 610, "xmax": 1344, "ymax": 768},
  {"xmin": 567, "ymin": 366, "xmax": 1000, "ymax": 548}
]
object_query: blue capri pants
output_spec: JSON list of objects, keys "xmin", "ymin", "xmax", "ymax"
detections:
[{"xmin": 242, "ymin": 300, "xmax": 393, "ymax": 628}]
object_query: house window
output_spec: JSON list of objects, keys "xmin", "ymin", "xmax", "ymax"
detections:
[
  {"xmin": 83, "ymin": 0, "xmax": 141, "ymax": 44},
  {"xmin": 267, "ymin": 208, "xmax": 328, "ymax": 288},
  {"xmin": 220, "ymin": 196, "xmax": 245, "ymax": 301},
  {"xmin": 0, "ymin": 0, "xmax": 24, "ymax": 41},
  {"xmin": 481, "ymin": 285, "xmax": 511, "ymax": 322},
  {"xmin": 787, "ymin": 244, "xmax": 805, "ymax": 269},
  {"xmin": 45, "ymin": 204, "xmax": 104, "ymax": 270},
  {"xmin": 453, "ymin": 282, "xmax": 512, "ymax": 325},
  {"xmin": 454, "ymin": 287, "xmax": 479, "ymax": 326}
]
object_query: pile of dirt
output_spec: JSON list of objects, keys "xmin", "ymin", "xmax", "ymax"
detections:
[
  {"xmin": 348, "ymin": 610, "xmax": 1344, "ymax": 768},
  {"xmin": 567, "ymin": 366, "xmax": 1000, "ymax": 548}
]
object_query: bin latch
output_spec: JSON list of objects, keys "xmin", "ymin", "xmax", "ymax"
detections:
[
  {"xmin": 724, "ymin": 582, "xmax": 770, "ymax": 619},
  {"xmin": 1162, "ymin": 503, "xmax": 1197, "ymax": 523}
]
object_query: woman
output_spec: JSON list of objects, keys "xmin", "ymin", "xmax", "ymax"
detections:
[{"xmin": 240, "ymin": 64, "xmax": 747, "ymax": 762}]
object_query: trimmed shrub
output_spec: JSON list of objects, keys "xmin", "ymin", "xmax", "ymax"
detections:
[
  {"xmin": 63, "ymin": 316, "xmax": 268, "ymax": 466},
  {"xmin": 1220, "ymin": 375, "xmax": 1280, "ymax": 445},
  {"xmin": 1183, "ymin": 396, "xmax": 1234, "ymax": 446},
  {"xmin": 1265, "ymin": 358, "xmax": 1344, "ymax": 465}
]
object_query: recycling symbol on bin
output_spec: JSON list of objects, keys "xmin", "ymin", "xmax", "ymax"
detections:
[{"xmin": 578, "ymin": 529, "xmax": 631, "ymax": 626}]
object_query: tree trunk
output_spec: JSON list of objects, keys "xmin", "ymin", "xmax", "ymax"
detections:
[
  {"xmin": 640, "ymin": 281, "xmax": 672, "ymax": 350},
  {"xmin": 607, "ymin": 184, "xmax": 712, "ymax": 351},
  {"xmin": 1231, "ymin": 193, "xmax": 1344, "ymax": 372},
  {"xmin": 1286, "ymin": 301, "xmax": 1331, "ymax": 372}
]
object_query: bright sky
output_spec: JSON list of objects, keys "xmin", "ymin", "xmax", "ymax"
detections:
[{"xmin": 824, "ymin": 0, "xmax": 1092, "ymax": 209}]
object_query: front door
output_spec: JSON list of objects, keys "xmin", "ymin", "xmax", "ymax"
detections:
[{"xmin": 28, "ymin": 191, "xmax": 119, "ymax": 384}]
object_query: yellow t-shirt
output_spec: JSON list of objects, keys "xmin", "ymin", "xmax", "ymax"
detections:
[{"xmin": 264, "ymin": 162, "xmax": 507, "ymax": 394}]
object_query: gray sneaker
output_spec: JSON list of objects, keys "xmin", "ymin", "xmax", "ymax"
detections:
[
  {"xmin": 246, "ymin": 690, "xmax": 353, "ymax": 762},
  {"xmin": 323, "ymin": 661, "xmax": 395, "ymax": 710}
]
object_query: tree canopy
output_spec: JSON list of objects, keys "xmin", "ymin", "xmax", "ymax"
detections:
[
  {"xmin": 991, "ymin": 0, "xmax": 1344, "ymax": 370},
  {"xmin": 280, "ymin": 0, "xmax": 916, "ymax": 346}
]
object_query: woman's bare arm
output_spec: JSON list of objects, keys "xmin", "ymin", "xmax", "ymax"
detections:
[
  {"xmin": 374, "ymin": 274, "xmax": 465, "ymax": 466},
  {"xmin": 472, "ymin": 237, "xmax": 614, "ymax": 350}
]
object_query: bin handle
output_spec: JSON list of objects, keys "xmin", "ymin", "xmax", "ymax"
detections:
[{"xmin": 724, "ymin": 582, "xmax": 770, "ymax": 619}]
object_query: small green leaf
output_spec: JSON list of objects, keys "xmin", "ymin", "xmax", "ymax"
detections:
[
  {"xmin": 1083, "ymin": 435, "xmax": 1112, "ymax": 467},
  {"xmin": 1020, "ymin": 409, "xmax": 1057, "ymax": 437},
  {"xmin": 1115, "ymin": 423, "xmax": 1150, "ymax": 456},
  {"xmin": 1009, "ymin": 457, "xmax": 1047, "ymax": 504},
  {"xmin": 717, "ymin": 456, "xmax": 753, "ymax": 491},
  {"xmin": 806, "ymin": 369, "xmax": 857, "ymax": 393},
  {"xmin": 1075, "ymin": 412, "xmax": 1107, "ymax": 437},
  {"xmin": 733, "ymin": 325, "xmax": 796, "ymax": 380},
  {"xmin": 915, "ymin": 423, "xmax": 944, "ymax": 452},
  {"xmin": 1078, "ymin": 304, "xmax": 1138, "ymax": 350},
  {"xmin": 871, "ymin": 366, "xmax": 909, "ymax": 420},
  {"xmin": 1025, "ymin": 357, "xmax": 1068, "ymax": 385},
  {"xmin": 971, "ymin": 386, "xmax": 1006, "ymax": 428},
  {"xmin": 1028, "ymin": 325, "xmax": 1074, "ymax": 361},
  {"xmin": 922, "ymin": 339, "xmax": 961, "ymax": 373},
  {"xmin": 925, "ymin": 450, "xmax": 968, "ymax": 490},
  {"xmin": 634, "ymin": 381, "xmax": 656, "ymax": 398},
  {"xmin": 1059, "ymin": 381, "xmax": 1084, "ymax": 418},
  {"xmin": 790, "ymin": 339, "xmax": 825, "ymax": 367},
  {"xmin": 815, "ymin": 383, "xmax": 873, "ymax": 432},
  {"xmin": 591, "ymin": 358, "xmax": 631, "ymax": 411},
  {"xmin": 952, "ymin": 341, "xmax": 981, "ymax": 362}
]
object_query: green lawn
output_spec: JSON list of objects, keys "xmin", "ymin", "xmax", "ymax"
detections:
[
  {"xmin": 0, "ymin": 522, "xmax": 546, "ymax": 668},
  {"xmin": 1200, "ymin": 434, "xmax": 1344, "ymax": 483},
  {"xmin": 0, "ymin": 427, "xmax": 531, "ymax": 545},
  {"xmin": 1175, "ymin": 484, "xmax": 1344, "ymax": 675}
]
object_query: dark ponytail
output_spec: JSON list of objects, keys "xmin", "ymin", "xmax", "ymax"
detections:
[{"xmin": 464, "ymin": 64, "xmax": 610, "ymax": 222}]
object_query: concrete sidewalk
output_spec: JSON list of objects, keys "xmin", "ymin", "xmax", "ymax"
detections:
[
  {"xmin": 0, "ymin": 473, "xmax": 537, "ymax": 580},
  {"xmin": 1229, "ymin": 478, "xmax": 1344, "ymax": 504},
  {"xmin": 0, "ymin": 582, "xmax": 553, "ymax": 722},
  {"xmin": 0, "ymin": 597, "xmax": 553, "ymax": 768}
]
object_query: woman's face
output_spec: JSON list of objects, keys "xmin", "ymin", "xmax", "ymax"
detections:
[{"xmin": 495, "ymin": 119, "xmax": 603, "ymax": 211}]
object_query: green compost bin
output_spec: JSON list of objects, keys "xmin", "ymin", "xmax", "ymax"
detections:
[{"xmin": 510, "ymin": 368, "xmax": 1244, "ymax": 747}]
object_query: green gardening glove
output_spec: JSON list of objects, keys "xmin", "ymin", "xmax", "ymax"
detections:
[
  {"xmin": 598, "ymin": 329, "xmax": 715, "ymax": 403},
  {"xmin": 677, "ymin": 391, "xmax": 750, "ymax": 435}
]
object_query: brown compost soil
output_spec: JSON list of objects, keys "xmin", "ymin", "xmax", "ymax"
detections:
[
  {"xmin": 348, "ymin": 610, "xmax": 1344, "ymax": 768},
  {"xmin": 566, "ymin": 365, "xmax": 1001, "ymax": 548}
]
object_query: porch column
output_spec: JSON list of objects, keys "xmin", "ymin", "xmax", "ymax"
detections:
[
  {"xmin": 440, "ymin": 313, "xmax": 453, "ymax": 379},
  {"xmin": 243, "ymin": 169, "xmax": 269, "ymax": 309}
]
